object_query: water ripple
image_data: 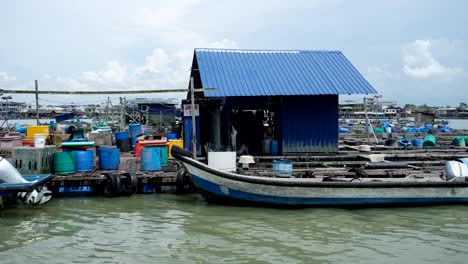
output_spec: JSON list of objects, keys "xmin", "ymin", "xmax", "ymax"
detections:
[{"xmin": 2, "ymin": 196, "xmax": 468, "ymax": 263}]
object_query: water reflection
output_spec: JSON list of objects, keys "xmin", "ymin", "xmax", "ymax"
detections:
[{"xmin": 1, "ymin": 195, "xmax": 468, "ymax": 263}]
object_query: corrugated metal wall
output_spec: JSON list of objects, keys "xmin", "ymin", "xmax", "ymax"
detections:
[{"xmin": 281, "ymin": 95, "xmax": 338, "ymax": 153}]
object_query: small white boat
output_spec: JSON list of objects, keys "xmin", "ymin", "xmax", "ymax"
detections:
[
  {"xmin": 172, "ymin": 146, "xmax": 468, "ymax": 207},
  {"xmin": 0, "ymin": 157, "xmax": 53, "ymax": 206}
]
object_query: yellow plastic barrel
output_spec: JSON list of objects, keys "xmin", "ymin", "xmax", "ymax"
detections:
[{"xmin": 168, "ymin": 139, "xmax": 183, "ymax": 159}]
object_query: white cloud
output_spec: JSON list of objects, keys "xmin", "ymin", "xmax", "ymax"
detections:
[
  {"xmin": 51, "ymin": 38, "xmax": 237, "ymax": 95},
  {"xmin": 81, "ymin": 61, "xmax": 128, "ymax": 84},
  {"xmin": 209, "ymin": 39, "xmax": 240, "ymax": 49},
  {"xmin": 367, "ymin": 64, "xmax": 400, "ymax": 80},
  {"xmin": 135, "ymin": 48, "xmax": 171, "ymax": 75},
  {"xmin": 402, "ymin": 40, "xmax": 463, "ymax": 78},
  {"xmin": 0, "ymin": 72, "xmax": 16, "ymax": 82},
  {"xmin": 38, "ymin": 2, "xmax": 240, "ymax": 101},
  {"xmin": 56, "ymin": 77, "xmax": 90, "ymax": 90}
]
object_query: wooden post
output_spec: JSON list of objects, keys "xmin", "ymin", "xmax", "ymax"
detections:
[
  {"xmin": 120, "ymin": 97, "xmax": 125, "ymax": 131},
  {"xmin": 191, "ymin": 77, "xmax": 197, "ymax": 159},
  {"xmin": 105, "ymin": 97, "xmax": 110, "ymax": 122},
  {"xmin": 35, "ymin": 80, "xmax": 39, "ymax": 125},
  {"xmin": 364, "ymin": 97, "xmax": 378, "ymax": 144}
]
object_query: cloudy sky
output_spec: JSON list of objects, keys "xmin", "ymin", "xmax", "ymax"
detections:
[{"xmin": 0, "ymin": 0, "xmax": 467, "ymax": 107}]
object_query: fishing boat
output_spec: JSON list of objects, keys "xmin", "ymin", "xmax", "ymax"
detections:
[
  {"xmin": 0, "ymin": 157, "xmax": 53, "ymax": 206},
  {"xmin": 171, "ymin": 146, "xmax": 468, "ymax": 207}
]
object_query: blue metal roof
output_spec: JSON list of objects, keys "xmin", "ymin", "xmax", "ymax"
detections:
[{"xmin": 194, "ymin": 48, "xmax": 378, "ymax": 97}]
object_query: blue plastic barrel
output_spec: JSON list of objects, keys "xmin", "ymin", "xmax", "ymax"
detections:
[
  {"xmin": 270, "ymin": 140, "xmax": 279, "ymax": 155},
  {"xmin": 115, "ymin": 131, "xmax": 129, "ymax": 141},
  {"xmin": 273, "ymin": 160, "xmax": 293, "ymax": 177},
  {"xmin": 339, "ymin": 127, "xmax": 349, "ymax": 133},
  {"xmin": 129, "ymin": 124, "xmax": 142, "ymax": 136},
  {"xmin": 72, "ymin": 150, "xmax": 94, "ymax": 172},
  {"xmin": 130, "ymin": 136, "xmax": 138, "ymax": 149},
  {"xmin": 412, "ymin": 139, "xmax": 424, "ymax": 149},
  {"xmin": 98, "ymin": 147, "xmax": 120, "ymax": 170},
  {"xmin": 167, "ymin": 132, "xmax": 177, "ymax": 140},
  {"xmin": 16, "ymin": 127, "xmax": 27, "ymax": 133},
  {"xmin": 141, "ymin": 147, "xmax": 161, "ymax": 171}
]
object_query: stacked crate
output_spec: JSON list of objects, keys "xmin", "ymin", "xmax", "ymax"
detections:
[{"xmin": 12, "ymin": 146, "xmax": 57, "ymax": 175}]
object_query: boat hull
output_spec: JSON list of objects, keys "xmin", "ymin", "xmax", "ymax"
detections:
[
  {"xmin": 186, "ymin": 163, "xmax": 468, "ymax": 206},
  {"xmin": 172, "ymin": 146, "xmax": 468, "ymax": 207}
]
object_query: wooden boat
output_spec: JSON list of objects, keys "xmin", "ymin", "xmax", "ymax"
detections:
[{"xmin": 171, "ymin": 146, "xmax": 468, "ymax": 207}]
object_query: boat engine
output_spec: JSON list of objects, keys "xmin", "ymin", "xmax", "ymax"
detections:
[
  {"xmin": 445, "ymin": 160, "xmax": 468, "ymax": 181},
  {"xmin": 0, "ymin": 157, "xmax": 52, "ymax": 205},
  {"xmin": 17, "ymin": 187, "xmax": 52, "ymax": 206}
]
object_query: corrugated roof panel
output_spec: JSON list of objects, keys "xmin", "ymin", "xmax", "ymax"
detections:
[{"xmin": 195, "ymin": 49, "xmax": 377, "ymax": 97}]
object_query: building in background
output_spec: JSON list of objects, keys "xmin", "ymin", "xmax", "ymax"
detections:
[{"xmin": 186, "ymin": 48, "xmax": 377, "ymax": 155}]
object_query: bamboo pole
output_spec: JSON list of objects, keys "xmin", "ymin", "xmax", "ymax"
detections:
[
  {"xmin": 35, "ymin": 80, "xmax": 39, "ymax": 125},
  {"xmin": 190, "ymin": 77, "xmax": 197, "ymax": 159},
  {"xmin": 2, "ymin": 88, "xmax": 215, "ymax": 95}
]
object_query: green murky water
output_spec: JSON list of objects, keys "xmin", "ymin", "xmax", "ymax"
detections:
[{"xmin": 1, "ymin": 194, "xmax": 468, "ymax": 263}]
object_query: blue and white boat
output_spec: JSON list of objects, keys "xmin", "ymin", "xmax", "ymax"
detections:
[
  {"xmin": 0, "ymin": 157, "xmax": 53, "ymax": 206},
  {"xmin": 172, "ymin": 146, "xmax": 468, "ymax": 207}
]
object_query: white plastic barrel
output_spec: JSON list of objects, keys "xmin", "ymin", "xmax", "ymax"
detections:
[{"xmin": 34, "ymin": 134, "xmax": 46, "ymax": 148}]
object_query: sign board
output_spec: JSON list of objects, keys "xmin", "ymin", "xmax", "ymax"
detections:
[{"xmin": 183, "ymin": 104, "xmax": 199, "ymax": 116}]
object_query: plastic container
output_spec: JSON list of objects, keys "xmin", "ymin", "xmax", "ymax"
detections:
[
  {"xmin": 98, "ymin": 147, "xmax": 120, "ymax": 170},
  {"xmin": 168, "ymin": 139, "xmax": 183, "ymax": 159},
  {"xmin": 167, "ymin": 132, "xmax": 178, "ymax": 140},
  {"xmin": 135, "ymin": 140, "xmax": 167, "ymax": 158},
  {"xmin": 0, "ymin": 136, "xmax": 23, "ymax": 149},
  {"xmin": 262, "ymin": 138, "xmax": 272, "ymax": 154},
  {"xmin": 129, "ymin": 124, "xmax": 142, "ymax": 136},
  {"xmin": 141, "ymin": 147, "xmax": 161, "ymax": 171},
  {"xmin": 116, "ymin": 139, "xmax": 131, "ymax": 152},
  {"xmin": 339, "ymin": 127, "xmax": 349, "ymax": 133},
  {"xmin": 412, "ymin": 139, "xmax": 424, "ymax": 149},
  {"xmin": 155, "ymin": 146, "xmax": 168, "ymax": 166},
  {"xmin": 72, "ymin": 150, "xmax": 94, "ymax": 172},
  {"xmin": 452, "ymin": 137, "xmax": 465, "ymax": 146},
  {"xmin": 273, "ymin": 160, "xmax": 293, "ymax": 177},
  {"xmin": 207, "ymin": 151, "xmax": 236, "ymax": 172},
  {"xmin": 34, "ymin": 134, "xmax": 46, "ymax": 148},
  {"xmin": 72, "ymin": 128, "xmax": 85, "ymax": 139},
  {"xmin": 53, "ymin": 152, "xmax": 75, "ymax": 174},
  {"xmin": 270, "ymin": 140, "xmax": 279, "ymax": 155},
  {"xmin": 423, "ymin": 134, "xmax": 436, "ymax": 147},
  {"xmin": 114, "ymin": 131, "xmax": 129, "ymax": 141},
  {"xmin": 399, "ymin": 139, "xmax": 412, "ymax": 147},
  {"xmin": 374, "ymin": 127, "xmax": 384, "ymax": 133},
  {"xmin": 27, "ymin": 125, "xmax": 49, "ymax": 139},
  {"xmin": 16, "ymin": 126, "xmax": 27, "ymax": 133},
  {"xmin": 130, "ymin": 136, "xmax": 138, "ymax": 149}
]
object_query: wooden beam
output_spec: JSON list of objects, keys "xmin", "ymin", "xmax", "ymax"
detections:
[{"xmin": 1, "ymin": 88, "xmax": 216, "ymax": 95}]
